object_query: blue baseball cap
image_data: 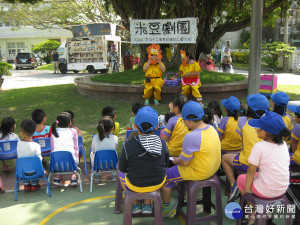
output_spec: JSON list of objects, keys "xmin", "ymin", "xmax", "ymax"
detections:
[
  {"xmin": 270, "ymin": 92, "xmax": 289, "ymax": 106},
  {"xmin": 248, "ymin": 111, "xmax": 286, "ymax": 135},
  {"xmin": 221, "ymin": 96, "xmax": 241, "ymax": 113},
  {"xmin": 247, "ymin": 94, "xmax": 269, "ymax": 112},
  {"xmin": 135, "ymin": 106, "xmax": 158, "ymax": 132},
  {"xmin": 182, "ymin": 101, "xmax": 204, "ymax": 121},
  {"xmin": 288, "ymin": 104, "xmax": 300, "ymax": 114}
]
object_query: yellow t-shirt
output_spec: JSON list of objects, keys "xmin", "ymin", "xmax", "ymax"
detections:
[
  {"xmin": 237, "ymin": 117, "xmax": 262, "ymax": 165},
  {"xmin": 217, "ymin": 117, "xmax": 242, "ymax": 151},
  {"xmin": 291, "ymin": 124, "xmax": 300, "ymax": 164},
  {"xmin": 114, "ymin": 122, "xmax": 119, "ymax": 137},
  {"xmin": 282, "ymin": 114, "xmax": 293, "ymax": 145},
  {"xmin": 162, "ymin": 116, "xmax": 189, "ymax": 156},
  {"xmin": 178, "ymin": 125, "xmax": 221, "ymax": 180},
  {"xmin": 179, "ymin": 61, "xmax": 201, "ymax": 78},
  {"xmin": 143, "ymin": 62, "xmax": 165, "ymax": 78}
]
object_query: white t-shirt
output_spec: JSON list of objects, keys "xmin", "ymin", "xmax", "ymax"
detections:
[
  {"xmin": 91, "ymin": 133, "xmax": 118, "ymax": 153},
  {"xmin": 0, "ymin": 132, "xmax": 20, "ymax": 141},
  {"xmin": 248, "ymin": 141, "xmax": 290, "ymax": 198},
  {"xmin": 51, "ymin": 128, "xmax": 79, "ymax": 163},
  {"xmin": 213, "ymin": 115, "xmax": 222, "ymax": 128},
  {"xmin": 90, "ymin": 133, "xmax": 118, "ymax": 167},
  {"xmin": 17, "ymin": 140, "xmax": 42, "ymax": 161}
]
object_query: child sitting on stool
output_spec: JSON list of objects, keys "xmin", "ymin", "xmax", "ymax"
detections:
[
  {"xmin": 118, "ymin": 106, "xmax": 169, "ymax": 214},
  {"xmin": 236, "ymin": 111, "xmax": 290, "ymax": 224}
]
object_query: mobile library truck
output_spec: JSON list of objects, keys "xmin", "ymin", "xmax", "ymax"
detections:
[{"xmin": 57, "ymin": 23, "xmax": 123, "ymax": 74}]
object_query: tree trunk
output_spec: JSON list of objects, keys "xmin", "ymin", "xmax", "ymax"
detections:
[
  {"xmin": 166, "ymin": 44, "xmax": 197, "ymax": 69},
  {"xmin": 138, "ymin": 44, "xmax": 148, "ymax": 68},
  {"xmin": 0, "ymin": 78, "xmax": 4, "ymax": 91}
]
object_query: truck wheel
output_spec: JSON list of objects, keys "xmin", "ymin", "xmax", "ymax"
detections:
[
  {"xmin": 59, "ymin": 64, "xmax": 67, "ymax": 74},
  {"xmin": 100, "ymin": 69, "xmax": 109, "ymax": 74},
  {"xmin": 87, "ymin": 66, "xmax": 97, "ymax": 74}
]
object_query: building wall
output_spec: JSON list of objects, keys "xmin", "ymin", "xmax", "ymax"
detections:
[
  {"xmin": 215, "ymin": 29, "xmax": 244, "ymax": 49},
  {"xmin": 0, "ymin": 25, "xmax": 72, "ymax": 62},
  {"xmin": 291, "ymin": 50, "xmax": 300, "ymax": 72}
]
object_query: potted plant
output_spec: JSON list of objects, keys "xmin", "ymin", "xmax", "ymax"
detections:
[{"xmin": 0, "ymin": 62, "xmax": 13, "ymax": 89}]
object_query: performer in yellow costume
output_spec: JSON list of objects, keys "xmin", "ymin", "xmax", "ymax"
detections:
[
  {"xmin": 178, "ymin": 50, "xmax": 202, "ymax": 105},
  {"xmin": 143, "ymin": 44, "xmax": 166, "ymax": 106}
]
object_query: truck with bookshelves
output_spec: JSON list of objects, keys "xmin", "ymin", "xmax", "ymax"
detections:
[{"xmin": 57, "ymin": 23, "xmax": 123, "ymax": 74}]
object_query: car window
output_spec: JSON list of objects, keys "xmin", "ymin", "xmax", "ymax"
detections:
[{"xmin": 16, "ymin": 53, "xmax": 31, "ymax": 58}]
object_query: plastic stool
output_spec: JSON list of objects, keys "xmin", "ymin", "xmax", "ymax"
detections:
[
  {"xmin": 177, "ymin": 174, "xmax": 223, "ymax": 225},
  {"xmin": 114, "ymin": 169, "xmax": 124, "ymax": 214},
  {"xmin": 236, "ymin": 193, "xmax": 291, "ymax": 225},
  {"xmin": 123, "ymin": 189, "xmax": 163, "ymax": 225}
]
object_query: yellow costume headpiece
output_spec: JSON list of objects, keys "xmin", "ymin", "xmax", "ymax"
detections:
[
  {"xmin": 147, "ymin": 44, "xmax": 162, "ymax": 64},
  {"xmin": 180, "ymin": 50, "xmax": 187, "ymax": 67}
]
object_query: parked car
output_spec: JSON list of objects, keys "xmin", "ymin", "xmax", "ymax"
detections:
[
  {"xmin": 34, "ymin": 54, "xmax": 43, "ymax": 66},
  {"xmin": 15, "ymin": 53, "xmax": 38, "ymax": 69}
]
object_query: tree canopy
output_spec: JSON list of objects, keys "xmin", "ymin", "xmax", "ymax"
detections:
[
  {"xmin": 261, "ymin": 41, "xmax": 296, "ymax": 70},
  {"xmin": 33, "ymin": 40, "xmax": 60, "ymax": 64},
  {"xmin": 1, "ymin": 0, "xmax": 118, "ymax": 30}
]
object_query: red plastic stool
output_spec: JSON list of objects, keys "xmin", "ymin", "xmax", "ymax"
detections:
[
  {"xmin": 236, "ymin": 193, "xmax": 291, "ymax": 225},
  {"xmin": 123, "ymin": 189, "xmax": 163, "ymax": 225},
  {"xmin": 177, "ymin": 174, "xmax": 223, "ymax": 225}
]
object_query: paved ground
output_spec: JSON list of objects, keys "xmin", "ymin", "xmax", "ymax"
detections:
[
  {"xmin": 1, "ymin": 68, "xmax": 300, "ymax": 91},
  {"xmin": 1, "ymin": 69, "xmax": 92, "ymax": 90}
]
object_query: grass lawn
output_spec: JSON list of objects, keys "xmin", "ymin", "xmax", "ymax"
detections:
[
  {"xmin": 35, "ymin": 64, "xmax": 54, "ymax": 70},
  {"xmin": 231, "ymin": 62, "xmax": 280, "ymax": 71},
  {"xmin": 91, "ymin": 67, "xmax": 245, "ymax": 84}
]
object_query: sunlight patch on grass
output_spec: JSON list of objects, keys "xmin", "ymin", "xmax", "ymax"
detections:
[
  {"xmin": 35, "ymin": 64, "xmax": 54, "ymax": 70},
  {"xmin": 278, "ymin": 85, "xmax": 300, "ymax": 101}
]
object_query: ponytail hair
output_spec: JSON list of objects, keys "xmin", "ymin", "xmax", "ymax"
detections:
[
  {"xmin": 207, "ymin": 101, "xmax": 222, "ymax": 119},
  {"xmin": 203, "ymin": 108, "xmax": 213, "ymax": 125},
  {"xmin": 246, "ymin": 106, "xmax": 265, "ymax": 119},
  {"xmin": 97, "ymin": 116, "xmax": 114, "ymax": 141},
  {"xmin": 227, "ymin": 109, "xmax": 239, "ymax": 121},
  {"xmin": 273, "ymin": 104, "xmax": 287, "ymax": 116},
  {"xmin": 0, "ymin": 117, "xmax": 16, "ymax": 140},
  {"xmin": 268, "ymin": 127, "xmax": 291, "ymax": 145},
  {"xmin": 52, "ymin": 112, "xmax": 71, "ymax": 138}
]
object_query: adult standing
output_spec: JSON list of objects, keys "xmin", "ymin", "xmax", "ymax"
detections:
[
  {"xmin": 123, "ymin": 51, "xmax": 133, "ymax": 71},
  {"xmin": 52, "ymin": 50, "xmax": 59, "ymax": 74},
  {"xmin": 109, "ymin": 45, "xmax": 119, "ymax": 72},
  {"xmin": 215, "ymin": 47, "xmax": 221, "ymax": 63}
]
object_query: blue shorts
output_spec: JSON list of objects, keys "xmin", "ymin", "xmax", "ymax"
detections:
[
  {"xmin": 233, "ymin": 154, "xmax": 249, "ymax": 172},
  {"xmin": 164, "ymin": 166, "xmax": 183, "ymax": 188},
  {"xmin": 290, "ymin": 153, "xmax": 300, "ymax": 166},
  {"xmin": 119, "ymin": 171, "xmax": 165, "ymax": 193}
]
